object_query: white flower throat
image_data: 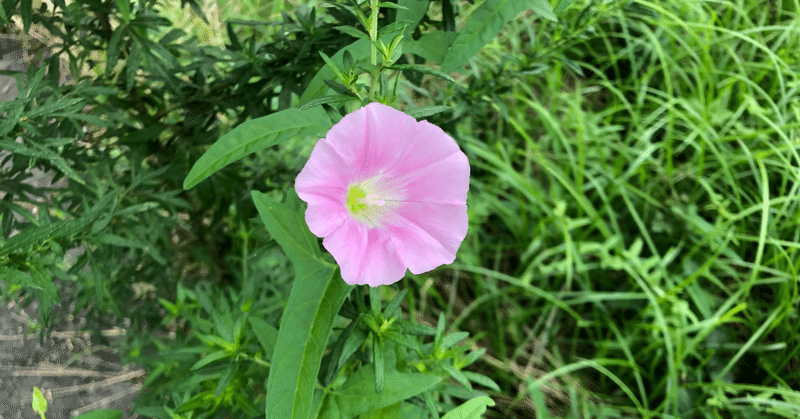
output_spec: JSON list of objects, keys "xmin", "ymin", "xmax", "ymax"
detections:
[{"xmin": 345, "ymin": 175, "xmax": 403, "ymax": 228}]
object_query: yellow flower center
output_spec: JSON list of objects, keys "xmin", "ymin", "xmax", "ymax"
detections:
[{"xmin": 345, "ymin": 175, "xmax": 402, "ymax": 228}]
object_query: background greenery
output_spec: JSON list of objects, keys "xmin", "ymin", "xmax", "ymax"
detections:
[{"xmin": 1, "ymin": 0, "xmax": 799, "ymax": 418}]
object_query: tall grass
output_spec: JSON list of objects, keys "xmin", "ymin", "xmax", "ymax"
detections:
[{"xmin": 408, "ymin": 0, "xmax": 800, "ymax": 417}]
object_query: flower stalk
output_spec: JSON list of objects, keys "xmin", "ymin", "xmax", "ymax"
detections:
[{"xmin": 369, "ymin": 0, "xmax": 380, "ymax": 101}]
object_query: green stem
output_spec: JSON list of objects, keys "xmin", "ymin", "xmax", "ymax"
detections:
[
  {"xmin": 240, "ymin": 221, "xmax": 248, "ymax": 285},
  {"xmin": 369, "ymin": 0, "xmax": 379, "ymax": 101},
  {"xmin": 239, "ymin": 352, "xmax": 270, "ymax": 367}
]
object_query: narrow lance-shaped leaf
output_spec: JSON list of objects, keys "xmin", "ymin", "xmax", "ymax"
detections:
[
  {"xmin": 248, "ymin": 317, "xmax": 279, "ymax": 361},
  {"xmin": 396, "ymin": 0, "xmax": 430, "ymax": 37},
  {"xmin": 530, "ymin": 0, "xmax": 557, "ymax": 21},
  {"xmin": 32, "ymin": 387, "xmax": 47, "ymax": 419},
  {"xmin": 441, "ymin": 396, "xmax": 496, "ymax": 419},
  {"xmin": 299, "ymin": 29, "xmax": 405, "ymax": 105},
  {"xmin": 333, "ymin": 345, "xmax": 442, "ymax": 417},
  {"xmin": 184, "ymin": 107, "xmax": 329, "ymax": 189},
  {"xmin": 0, "ymin": 192, "xmax": 115, "ymax": 257},
  {"xmin": 20, "ymin": 0, "xmax": 32, "ymax": 32},
  {"xmin": 441, "ymin": 0, "xmax": 539, "ymax": 73},
  {"xmin": 406, "ymin": 30, "xmax": 458, "ymax": 65},
  {"xmin": 373, "ymin": 336, "xmax": 384, "ymax": 394},
  {"xmin": 72, "ymin": 410, "xmax": 124, "ymax": 419},
  {"xmin": 253, "ymin": 189, "xmax": 354, "ymax": 419}
]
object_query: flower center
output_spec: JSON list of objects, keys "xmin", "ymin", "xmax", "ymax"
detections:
[{"xmin": 345, "ymin": 176, "xmax": 402, "ymax": 228}]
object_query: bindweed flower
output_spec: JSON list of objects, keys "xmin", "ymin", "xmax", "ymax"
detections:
[{"xmin": 295, "ymin": 102, "xmax": 470, "ymax": 286}]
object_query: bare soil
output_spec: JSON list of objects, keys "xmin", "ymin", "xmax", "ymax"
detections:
[{"xmin": 0, "ymin": 297, "xmax": 142, "ymax": 419}]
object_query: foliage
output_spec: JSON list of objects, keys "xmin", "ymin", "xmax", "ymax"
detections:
[
  {"xmin": 422, "ymin": 0, "xmax": 800, "ymax": 417},
  {"xmin": 2, "ymin": 0, "xmax": 799, "ymax": 417}
]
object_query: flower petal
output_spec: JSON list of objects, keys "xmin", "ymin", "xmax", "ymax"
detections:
[
  {"xmin": 295, "ymin": 137, "xmax": 351, "ymax": 236},
  {"xmin": 388, "ymin": 201, "xmax": 468, "ymax": 274},
  {"xmin": 324, "ymin": 102, "xmax": 419, "ymax": 179},
  {"xmin": 390, "ymin": 150, "xmax": 470, "ymax": 205},
  {"xmin": 295, "ymin": 102, "xmax": 471, "ymax": 286},
  {"xmin": 322, "ymin": 220, "xmax": 407, "ymax": 286},
  {"xmin": 383, "ymin": 114, "xmax": 469, "ymax": 184}
]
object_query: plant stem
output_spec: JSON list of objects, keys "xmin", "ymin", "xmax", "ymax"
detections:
[{"xmin": 369, "ymin": 0, "xmax": 379, "ymax": 101}]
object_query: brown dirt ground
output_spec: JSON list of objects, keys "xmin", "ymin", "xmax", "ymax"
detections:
[{"xmin": 0, "ymin": 296, "xmax": 142, "ymax": 419}]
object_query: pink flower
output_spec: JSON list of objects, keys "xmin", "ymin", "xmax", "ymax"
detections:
[{"xmin": 295, "ymin": 102, "xmax": 470, "ymax": 287}]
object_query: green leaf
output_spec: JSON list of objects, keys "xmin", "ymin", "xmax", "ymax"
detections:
[
  {"xmin": 378, "ymin": 2, "xmax": 408, "ymax": 9},
  {"xmin": 334, "ymin": 25, "xmax": 370, "ymax": 40},
  {"xmin": 441, "ymin": 396, "xmax": 495, "ymax": 419},
  {"xmin": 388, "ymin": 64, "xmax": 459, "ymax": 85},
  {"xmin": 214, "ymin": 363, "xmax": 238, "ymax": 398},
  {"xmin": 72, "ymin": 410, "xmax": 123, "ymax": 419},
  {"xmin": 405, "ymin": 105, "xmax": 452, "ymax": 120},
  {"xmin": 24, "ymin": 98, "xmax": 85, "ymax": 119},
  {"xmin": 226, "ymin": 22, "xmax": 242, "ymax": 50},
  {"xmin": 20, "ymin": 0, "xmax": 32, "ymax": 32},
  {"xmin": 396, "ymin": 0, "xmax": 430, "ymax": 36},
  {"xmin": 440, "ymin": 0, "xmax": 533, "ymax": 73},
  {"xmin": 529, "ymin": 386, "xmax": 551, "ymax": 419},
  {"xmin": 248, "ymin": 317, "xmax": 279, "ymax": 360},
  {"xmin": 251, "ymin": 189, "xmax": 323, "ymax": 261},
  {"xmin": 125, "ymin": 41, "xmax": 141, "ymax": 92},
  {"xmin": 106, "ymin": 26, "xmax": 125, "ymax": 75},
  {"xmin": 189, "ymin": 350, "xmax": 230, "ymax": 371},
  {"xmin": 232, "ymin": 392, "xmax": 260, "ymax": 417},
  {"xmin": 332, "ymin": 350, "xmax": 442, "ymax": 417},
  {"xmin": 182, "ymin": 0, "xmax": 208, "ymax": 23},
  {"xmin": 253, "ymin": 189, "xmax": 354, "ymax": 419},
  {"xmin": 400, "ymin": 402, "xmax": 430, "ymax": 419},
  {"xmin": 132, "ymin": 406, "xmax": 169, "ymax": 419},
  {"xmin": 323, "ymin": 79, "xmax": 357, "ymax": 97},
  {"xmin": 459, "ymin": 347, "xmax": 486, "ymax": 368},
  {"xmin": 0, "ymin": 2, "xmax": 8, "ymax": 28},
  {"xmin": 383, "ymin": 288, "xmax": 408, "ymax": 319},
  {"xmin": 115, "ymin": 0, "xmax": 131, "ymax": 23},
  {"xmin": 441, "ymin": 331, "xmax": 469, "ymax": 349},
  {"xmin": 441, "ymin": 362, "xmax": 472, "ymax": 391},
  {"xmin": 0, "ymin": 193, "xmax": 115, "ymax": 257},
  {"xmin": 369, "ymin": 286, "xmax": 382, "ymax": 317},
  {"xmin": 377, "ymin": 20, "xmax": 411, "ymax": 38},
  {"xmin": 32, "ymin": 387, "xmax": 47, "ymax": 419},
  {"xmin": 299, "ymin": 28, "xmax": 404, "ymax": 105},
  {"xmin": 462, "ymin": 371, "xmax": 500, "ymax": 391},
  {"xmin": 373, "ymin": 336, "xmax": 384, "ymax": 394},
  {"xmin": 554, "ymin": 0, "xmax": 574, "ymax": 13},
  {"xmin": 363, "ymin": 402, "xmax": 402, "ymax": 419},
  {"xmin": 0, "ymin": 102, "xmax": 24, "ymax": 137},
  {"xmin": 316, "ymin": 391, "xmax": 343, "ymax": 419},
  {"xmin": 434, "ymin": 312, "xmax": 446, "ymax": 349},
  {"xmin": 398, "ymin": 320, "xmax": 437, "ymax": 336},
  {"xmin": 529, "ymin": 0, "xmax": 557, "ymax": 21},
  {"xmin": 406, "ymin": 30, "xmax": 458, "ymax": 64},
  {"xmin": 319, "ymin": 51, "xmax": 349, "ymax": 83},
  {"xmin": 183, "ymin": 107, "xmax": 329, "ymax": 189},
  {"xmin": 94, "ymin": 233, "xmax": 166, "ymax": 265},
  {"xmin": 298, "ymin": 95, "xmax": 355, "ymax": 111},
  {"xmin": 0, "ymin": 266, "xmax": 35, "ymax": 290},
  {"xmin": 319, "ymin": 316, "xmax": 363, "ymax": 386},
  {"xmin": 0, "ymin": 139, "xmax": 86, "ymax": 186},
  {"xmin": 338, "ymin": 325, "xmax": 369, "ymax": 369},
  {"xmin": 49, "ymin": 112, "xmax": 115, "ymax": 127}
]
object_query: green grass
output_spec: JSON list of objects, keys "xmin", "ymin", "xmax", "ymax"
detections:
[
  {"xmin": 163, "ymin": 0, "xmax": 800, "ymax": 417},
  {"xmin": 401, "ymin": 0, "xmax": 800, "ymax": 418}
]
